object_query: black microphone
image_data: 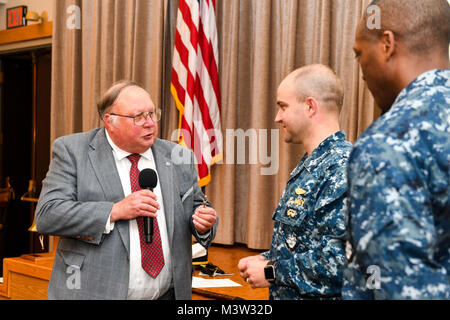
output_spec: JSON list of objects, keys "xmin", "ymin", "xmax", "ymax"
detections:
[{"xmin": 138, "ymin": 168, "xmax": 158, "ymax": 244}]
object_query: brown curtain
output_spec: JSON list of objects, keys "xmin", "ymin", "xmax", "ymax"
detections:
[
  {"xmin": 51, "ymin": 0, "xmax": 168, "ymax": 139},
  {"xmin": 51, "ymin": 0, "xmax": 375, "ymax": 250}
]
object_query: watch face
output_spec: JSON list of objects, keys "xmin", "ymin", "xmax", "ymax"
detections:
[{"xmin": 264, "ymin": 265, "xmax": 275, "ymax": 281}]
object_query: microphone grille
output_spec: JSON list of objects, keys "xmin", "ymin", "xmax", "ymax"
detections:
[{"xmin": 138, "ymin": 168, "xmax": 158, "ymax": 189}]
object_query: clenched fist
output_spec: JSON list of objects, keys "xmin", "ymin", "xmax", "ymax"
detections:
[
  {"xmin": 110, "ymin": 189, "xmax": 160, "ymax": 222},
  {"xmin": 192, "ymin": 206, "xmax": 217, "ymax": 234}
]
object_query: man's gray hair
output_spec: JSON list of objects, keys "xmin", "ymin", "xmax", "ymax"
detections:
[{"xmin": 97, "ymin": 80, "xmax": 143, "ymax": 120}]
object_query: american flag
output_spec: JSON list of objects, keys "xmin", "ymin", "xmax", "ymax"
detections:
[{"xmin": 170, "ymin": 0, "xmax": 223, "ymax": 187}]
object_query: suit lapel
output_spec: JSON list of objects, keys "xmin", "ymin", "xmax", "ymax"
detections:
[
  {"xmin": 152, "ymin": 140, "xmax": 175, "ymax": 246},
  {"xmin": 88, "ymin": 128, "xmax": 130, "ymax": 256}
]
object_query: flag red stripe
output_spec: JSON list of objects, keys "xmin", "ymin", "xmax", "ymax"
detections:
[
  {"xmin": 198, "ymin": 22, "xmax": 221, "ymax": 110},
  {"xmin": 171, "ymin": 69, "xmax": 185, "ymax": 106},
  {"xmin": 195, "ymin": 75, "xmax": 219, "ymax": 155},
  {"xmin": 174, "ymin": 31, "xmax": 196, "ymax": 103},
  {"xmin": 179, "ymin": 0, "xmax": 199, "ymax": 50}
]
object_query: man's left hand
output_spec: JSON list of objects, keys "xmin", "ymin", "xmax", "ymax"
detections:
[
  {"xmin": 238, "ymin": 255, "xmax": 271, "ymax": 289},
  {"xmin": 193, "ymin": 206, "xmax": 217, "ymax": 234}
]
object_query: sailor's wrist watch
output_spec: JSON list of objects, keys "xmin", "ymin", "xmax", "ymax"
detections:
[{"xmin": 264, "ymin": 260, "xmax": 276, "ymax": 284}]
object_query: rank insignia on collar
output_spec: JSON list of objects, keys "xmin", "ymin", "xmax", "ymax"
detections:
[
  {"xmin": 286, "ymin": 234, "xmax": 298, "ymax": 252},
  {"xmin": 286, "ymin": 209, "xmax": 297, "ymax": 218},
  {"xmin": 295, "ymin": 188, "xmax": 306, "ymax": 195}
]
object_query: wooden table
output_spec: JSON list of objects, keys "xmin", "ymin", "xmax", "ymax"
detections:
[{"xmin": 192, "ymin": 244, "xmax": 269, "ymax": 300}]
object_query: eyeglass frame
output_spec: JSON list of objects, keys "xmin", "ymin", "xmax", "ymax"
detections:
[{"xmin": 107, "ymin": 108, "xmax": 162, "ymax": 126}]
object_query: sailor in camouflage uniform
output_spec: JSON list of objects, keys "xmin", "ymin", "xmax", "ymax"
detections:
[
  {"xmin": 343, "ymin": 0, "xmax": 450, "ymax": 299},
  {"xmin": 238, "ymin": 64, "xmax": 352, "ymax": 299}
]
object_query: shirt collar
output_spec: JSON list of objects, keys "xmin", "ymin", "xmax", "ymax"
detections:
[
  {"xmin": 105, "ymin": 129, "xmax": 153, "ymax": 162},
  {"xmin": 391, "ymin": 69, "xmax": 449, "ymax": 113},
  {"xmin": 290, "ymin": 130, "xmax": 346, "ymax": 178}
]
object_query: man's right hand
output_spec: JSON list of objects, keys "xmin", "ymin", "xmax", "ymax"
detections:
[{"xmin": 110, "ymin": 190, "xmax": 160, "ymax": 222}]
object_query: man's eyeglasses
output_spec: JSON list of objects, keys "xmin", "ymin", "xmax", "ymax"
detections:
[{"xmin": 108, "ymin": 108, "xmax": 162, "ymax": 126}]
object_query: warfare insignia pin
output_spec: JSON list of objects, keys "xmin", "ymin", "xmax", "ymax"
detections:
[
  {"xmin": 286, "ymin": 209, "xmax": 297, "ymax": 218},
  {"xmin": 295, "ymin": 188, "xmax": 306, "ymax": 195},
  {"xmin": 286, "ymin": 234, "xmax": 298, "ymax": 252}
]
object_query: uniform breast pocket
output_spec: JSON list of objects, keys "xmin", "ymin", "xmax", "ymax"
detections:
[
  {"xmin": 274, "ymin": 203, "xmax": 310, "ymax": 253},
  {"xmin": 274, "ymin": 202, "xmax": 308, "ymax": 228}
]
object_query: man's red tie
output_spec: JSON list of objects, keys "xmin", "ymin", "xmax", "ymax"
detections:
[{"xmin": 127, "ymin": 154, "xmax": 165, "ymax": 278}]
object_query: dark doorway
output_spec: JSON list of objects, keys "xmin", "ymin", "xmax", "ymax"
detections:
[{"xmin": 0, "ymin": 47, "xmax": 51, "ymax": 275}]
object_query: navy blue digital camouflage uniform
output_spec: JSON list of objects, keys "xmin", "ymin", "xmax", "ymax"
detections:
[
  {"xmin": 261, "ymin": 130, "xmax": 352, "ymax": 299},
  {"xmin": 343, "ymin": 69, "xmax": 450, "ymax": 299}
]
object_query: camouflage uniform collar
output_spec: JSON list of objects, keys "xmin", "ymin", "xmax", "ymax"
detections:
[
  {"xmin": 390, "ymin": 69, "xmax": 449, "ymax": 114},
  {"xmin": 290, "ymin": 130, "xmax": 347, "ymax": 178}
]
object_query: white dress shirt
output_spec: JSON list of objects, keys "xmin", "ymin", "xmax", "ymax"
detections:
[{"xmin": 105, "ymin": 131, "xmax": 172, "ymax": 300}]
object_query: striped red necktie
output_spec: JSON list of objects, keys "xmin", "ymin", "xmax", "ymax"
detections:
[{"xmin": 127, "ymin": 154, "xmax": 165, "ymax": 278}]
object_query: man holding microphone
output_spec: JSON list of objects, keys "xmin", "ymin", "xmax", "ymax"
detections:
[{"xmin": 36, "ymin": 80, "xmax": 218, "ymax": 300}]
